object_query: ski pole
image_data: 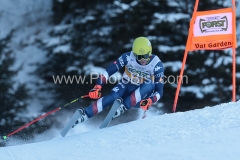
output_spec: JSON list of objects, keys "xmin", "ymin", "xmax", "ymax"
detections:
[
  {"xmin": 1, "ymin": 96, "xmax": 87, "ymax": 140},
  {"xmin": 141, "ymin": 104, "xmax": 151, "ymax": 119},
  {"xmin": 142, "ymin": 110, "xmax": 147, "ymax": 119},
  {"xmin": 81, "ymin": 95, "xmax": 89, "ymax": 98}
]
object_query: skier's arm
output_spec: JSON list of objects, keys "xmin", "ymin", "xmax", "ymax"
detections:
[
  {"xmin": 139, "ymin": 62, "xmax": 164, "ymax": 110},
  {"xmin": 96, "ymin": 52, "xmax": 129, "ymax": 86},
  {"xmin": 149, "ymin": 62, "xmax": 164, "ymax": 103},
  {"xmin": 88, "ymin": 53, "xmax": 129, "ymax": 99}
]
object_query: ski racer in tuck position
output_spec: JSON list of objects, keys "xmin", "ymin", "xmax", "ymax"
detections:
[{"xmin": 73, "ymin": 37, "xmax": 164, "ymax": 127}]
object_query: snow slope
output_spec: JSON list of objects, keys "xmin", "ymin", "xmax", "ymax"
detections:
[{"xmin": 1, "ymin": 101, "xmax": 240, "ymax": 160}]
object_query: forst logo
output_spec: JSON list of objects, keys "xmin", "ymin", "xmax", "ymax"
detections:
[
  {"xmin": 128, "ymin": 67, "xmax": 150, "ymax": 78},
  {"xmin": 199, "ymin": 16, "xmax": 228, "ymax": 33}
]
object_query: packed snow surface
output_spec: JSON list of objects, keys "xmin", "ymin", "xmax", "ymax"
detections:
[{"xmin": 1, "ymin": 101, "xmax": 240, "ymax": 160}]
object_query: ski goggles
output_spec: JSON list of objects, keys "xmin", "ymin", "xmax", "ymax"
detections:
[{"xmin": 134, "ymin": 53, "xmax": 150, "ymax": 61}]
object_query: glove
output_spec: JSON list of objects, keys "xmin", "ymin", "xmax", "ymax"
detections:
[
  {"xmin": 140, "ymin": 98, "xmax": 152, "ymax": 110},
  {"xmin": 89, "ymin": 85, "xmax": 102, "ymax": 99}
]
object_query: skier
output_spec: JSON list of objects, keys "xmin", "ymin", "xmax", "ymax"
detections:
[{"xmin": 73, "ymin": 37, "xmax": 164, "ymax": 127}]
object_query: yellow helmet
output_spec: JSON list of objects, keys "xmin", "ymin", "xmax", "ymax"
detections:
[{"xmin": 132, "ymin": 37, "xmax": 152, "ymax": 61}]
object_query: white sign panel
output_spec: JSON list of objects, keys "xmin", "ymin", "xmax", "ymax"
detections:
[{"xmin": 194, "ymin": 12, "xmax": 232, "ymax": 37}]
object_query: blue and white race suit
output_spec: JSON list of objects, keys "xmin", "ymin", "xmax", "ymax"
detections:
[{"xmin": 84, "ymin": 51, "xmax": 164, "ymax": 118}]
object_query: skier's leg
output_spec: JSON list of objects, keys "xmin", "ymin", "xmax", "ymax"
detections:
[
  {"xmin": 112, "ymin": 83, "xmax": 138, "ymax": 118},
  {"xmin": 131, "ymin": 91, "xmax": 154, "ymax": 109},
  {"xmin": 112, "ymin": 82, "xmax": 154, "ymax": 119},
  {"xmin": 123, "ymin": 82, "xmax": 155, "ymax": 109},
  {"xmin": 83, "ymin": 82, "xmax": 128, "ymax": 118},
  {"xmin": 72, "ymin": 82, "xmax": 128, "ymax": 127}
]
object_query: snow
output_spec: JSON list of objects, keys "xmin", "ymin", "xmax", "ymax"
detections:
[
  {"xmin": 83, "ymin": 63, "xmax": 122, "ymax": 81},
  {"xmin": 154, "ymin": 13, "xmax": 190, "ymax": 23},
  {"xmin": 53, "ymin": 44, "xmax": 71, "ymax": 53},
  {"xmin": 158, "ymin": 45, "xmax": 186, "ymax": 53},
  {"xmin": 164, "ymin": 61, "xmax": 183, "ymax": 72},
  {"xmin": 1, "ymin": 101, "xmax": 240, "ymax": 159},
  {"xmin": 114, "ymin": 1, "xmax": 130, "ymax": 10}
]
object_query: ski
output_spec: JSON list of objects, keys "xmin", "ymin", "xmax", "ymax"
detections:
[
  {"xmin": 99, "ymin": 99, "xmax": 121, "ymax": 129},
  {"xmin": 60, "ymin": 109, "xmax": 82, "ymax": 137}
]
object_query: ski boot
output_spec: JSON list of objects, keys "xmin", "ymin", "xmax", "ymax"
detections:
[
  {"xmin": 72, "ymin": 108, "xmax": 89, "ymax": 128},
  {"xmin": 112, "ymin": 98, "xmax": 127, "ymax": 119}
]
